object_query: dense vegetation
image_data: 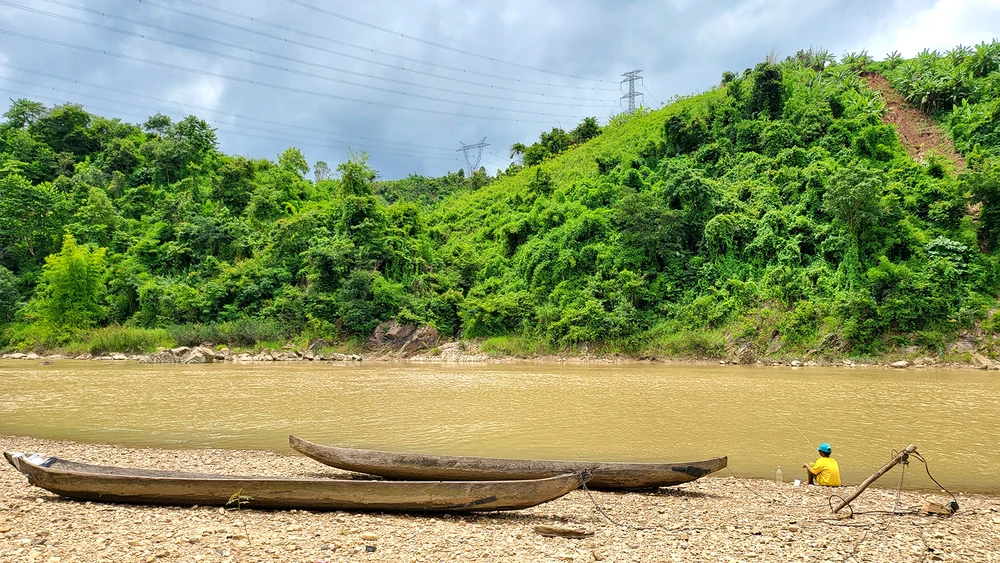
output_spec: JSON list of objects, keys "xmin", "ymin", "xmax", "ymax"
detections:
[{"xmin": 3, "ymin": 40, "xmax": 1000, "ymax": 359}]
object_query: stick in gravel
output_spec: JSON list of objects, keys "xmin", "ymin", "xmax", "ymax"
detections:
[
  {"xmin": 831, "ymin": 444, "xmax": 917, "ymax": 514},
  {"xmin": 533, "ymin": 525, "xmax": 594, "ymax": 539}
]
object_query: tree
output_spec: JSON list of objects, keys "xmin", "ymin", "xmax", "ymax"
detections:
[
  {"xmin": 214, "ymin": 156, "xmax": 257, "ymax": 214},
  {"xmin": 822, "ymin": 165, "xmax": 885, "ymax": 236},
  {"xmin": 968, "ymin": 164, "xmax": 1000, "ymax": 251},
  {"xmin": 746, "ymin": 62, "xmax": 784, "ymax": 119},
  {"xmin": 570, "ymin": 117, "xmax": 601, "ymax": 144},
  {"xmin": 539, "ymin": 127, "xmax": 571, "ymax": 154},
  {"xmin": 30, "ymin": 233, "xmax": 107, "ymax": 334},
  {"xmin": 68, "ymin": 187, "xmax": 119, "ymax": 248},
  {"xmin": 170, "ymin": 115, "xmax": 218, "ymax": 161},
  {"xmin": 314, "ymin": 160, "xmax": 332, "ymax": 182},
  {"xmin": 523, "ymin": 144, "xmax": 549, "ymax": 167},
  {"xmin": 337, "ymin": 151, "xmax": 376, "ymax": 197},
  {"xmin": 0, "ymin": 174, "xmax": 61, "ymax": 260},
  {"xmin": 823, "ymin": 165, "xmax": 885, "ymax": 285},
  {"xmin": 143, "ymin": 112, "xmax": 172, "ymax": 136},
  {"xmin": 508, "ymin": 143, "xmax": 527, "ymax": 164},
  {"xmin": 0, "ymin": 265, "xmax": 18, "ymax": 322},
  {"xmin": 29, "ymin": 103, "xmax": 97, "ymax": 156},
  {"xmin": 2, "ymin": 99, "xmax": 46, "ymax": 130},
  {"xmin": 278, "ymin": 147, "xmax": 309, "ymax": 177}
]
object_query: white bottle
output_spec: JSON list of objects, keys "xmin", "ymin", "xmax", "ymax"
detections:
[{"xmin": 776, "ymin": 466, "xmax": 783, "ymax": 484}]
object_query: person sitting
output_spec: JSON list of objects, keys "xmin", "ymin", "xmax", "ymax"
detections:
[{"xmin": 802, "ymin": 442, "xmax": 841, "ymax": 486}]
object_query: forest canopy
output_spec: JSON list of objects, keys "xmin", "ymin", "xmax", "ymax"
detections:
[{"xmin": 3, "ymin": 40, "xmax": 1000, "ymax": 359}]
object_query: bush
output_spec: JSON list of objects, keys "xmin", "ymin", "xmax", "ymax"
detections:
[
  {"xmin": 28, "ymin": 234, "xmax": 108, "ymax": 336},
  {"xmin": 165, "ymin": 318, "xmax": 287, "ymax": 347}
]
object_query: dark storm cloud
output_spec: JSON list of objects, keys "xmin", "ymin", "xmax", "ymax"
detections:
[{"xmin": 0, "ymin": 0, "xmax": 995, "ymax": 179}]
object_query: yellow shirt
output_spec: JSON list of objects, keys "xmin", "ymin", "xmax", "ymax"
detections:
[{"xmin": 809, "ymin": 457, "xmax": 841, "ymax": 486}]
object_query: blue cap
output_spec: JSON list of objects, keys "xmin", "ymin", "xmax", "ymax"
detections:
[{"xmin": 818, "ymin": 442, "xmax": 832, "ymax": 454}]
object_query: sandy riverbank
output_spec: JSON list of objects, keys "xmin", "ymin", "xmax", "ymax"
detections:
[{"xmin": 1, "ymin": 437, "xmax": 998, "ymax": 562}]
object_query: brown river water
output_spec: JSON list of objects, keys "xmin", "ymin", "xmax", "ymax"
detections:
[{"xmin": 1, "ymin": 360, "xmax": 998, "ymax": 493}]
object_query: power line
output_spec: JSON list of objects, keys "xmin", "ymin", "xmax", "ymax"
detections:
[
  {"xmin": 283, "ymin": 0, "xmax": 617, "ymax": 84},
  {"xmin": 0, "ymin": 28, "xmax": 570, "ymax": 124},
  {"xmin": 0, "ymin": 85, "xmax": 463, "ymax": 165},
  {"xmin": 5, "ymin": 2, "xmax": 598, "ymax": 119},
  {"xmin": 136, "ymin": 0, "xmax": 618, "ymax": 98},
  {"xmin": 0, "ymin": 65, "xmax": 462, "ymax": 154},
  {"xmin": 0, "ymin": 79, "xmax": 459, "ymax": 158},
  {"xmin": 29, "ymin": 0, "xmax": 617, "ymax": 110},
  {"xmin": 487, "ymin": 152, "xmax": 515, "ymax": 163},
  {"xmin": 642, "ymin": 84, "xmax": 661, "ymax": 107},
  {"xmin": 481, "ymin": 154, "xmax": 513, "ymax": 169}
]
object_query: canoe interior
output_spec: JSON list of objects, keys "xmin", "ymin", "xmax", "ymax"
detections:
[
  {"xmin": 3, "ymin": 451, "xmax": 586, "ymax": 513},
  {"xmin": 289, "ymin": 435, "xmax": 727, "ymax": 490}
]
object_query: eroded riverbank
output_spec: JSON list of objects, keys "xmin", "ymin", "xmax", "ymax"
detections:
[{"xmin": 1, "ymin": 437, "xmax": 998, "ymax": 562}]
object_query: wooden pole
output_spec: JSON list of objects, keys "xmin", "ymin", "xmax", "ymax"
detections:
[{"xmin": 831, "ymin": 444, "xmax": 917, "ymax": 513}]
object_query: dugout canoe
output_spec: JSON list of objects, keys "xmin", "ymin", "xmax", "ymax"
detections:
[
  {"xmin": 289, "ymin": 435, "xmax": 727, "ymax": 490},
  {"xmin": 3, "ymin": 451, "xmax": 587, "ymax": 512}
]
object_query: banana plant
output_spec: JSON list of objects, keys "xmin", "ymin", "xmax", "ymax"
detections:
[
  {"xmin": 885, "ymin": 50, "xmax": 903, "ymax": 70},
  {"xmin": 843, "ymin": 88, "xmax": 886, "ymax": 118}
]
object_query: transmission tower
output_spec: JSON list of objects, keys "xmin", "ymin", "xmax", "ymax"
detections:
[
  {"xmin": 457, "ymin": 137, "xmax": 489, "ymax": 175},
  {"xmin": 620, "ymin": 69, "xmax": 644, "ymax": 114}
]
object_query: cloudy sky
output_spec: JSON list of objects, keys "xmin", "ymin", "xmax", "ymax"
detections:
[{"xmin": 1, "ymin": 0, "xmax": 999, "ymax": 180}]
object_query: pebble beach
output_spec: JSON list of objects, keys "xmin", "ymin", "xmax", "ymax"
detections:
[{"xmin": 1, "ymin": 436, "xmax": 998, "ymax": 562}]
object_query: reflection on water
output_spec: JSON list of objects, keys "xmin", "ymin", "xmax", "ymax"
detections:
[{"xmin": 1, "ymin": 360, "xmax": 998, "ymax": 493}]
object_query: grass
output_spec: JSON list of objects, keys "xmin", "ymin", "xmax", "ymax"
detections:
[
  {"xmin": 65, "ymin": 325, "xmax": 175, "ymax": 355},
  {"xmin": 480, "ymin": 335, "xmax": 551, "ymax": 357},
  {"xmin": 642, "ymin": 325, "xmax": 728, "ymax": 358}
]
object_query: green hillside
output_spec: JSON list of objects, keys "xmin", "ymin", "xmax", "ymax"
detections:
[{"xmin": 3, "ymin": 42, "xmax": 1000, "ymax": 360}]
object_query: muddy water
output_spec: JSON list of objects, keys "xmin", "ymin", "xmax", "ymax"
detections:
[{"xmin": 1, "ymin": 361, "xmax": 998, "ymax": 493}]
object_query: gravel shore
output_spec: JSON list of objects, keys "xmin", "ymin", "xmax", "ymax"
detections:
[{"xmin": 1, "ymin": 436, "xmax": 998, "ymax": 562}]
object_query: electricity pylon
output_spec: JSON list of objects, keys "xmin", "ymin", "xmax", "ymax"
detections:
[
  {"xmin": 620, "ymin": 70, "xmax": 644, "ymax": 114},
  {"xmin": 457, "ymin": 137, "xmax": 489, "ymax": 175}
]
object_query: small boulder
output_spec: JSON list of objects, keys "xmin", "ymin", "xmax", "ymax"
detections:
[
  {"xmin": 921, "ymin": 500, "xmax": 955, "ymax": 515},
  {"xmin": 181, "ymin": 347, "xmax": 215, "ymax": 364},
  {"xmin": 971, "ymin": 352, "xmax": 994, "ymax": 370},
  {"xmin": 890, "ymin": 360, "xmax": 909, "ymax": 369},
  {"xmin": 737, "ymin": 344, "xmax": 755, "ymax": 365},
  {"xmin": 141, "ymin": 350, "xmax": 181, "ymax": 364}
]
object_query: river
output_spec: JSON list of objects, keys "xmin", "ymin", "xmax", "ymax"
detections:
[{"xmin": 1, "ymin": 360, "xmax": 997, "ymax": 493}]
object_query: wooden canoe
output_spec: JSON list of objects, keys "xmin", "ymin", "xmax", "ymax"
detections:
[
  {"xmin": 290, "ymin": 435, "xmax": 727, "ymax": 490},
  {"xmin": 3, "ymin": 451, "xmax": 586, "ymax": 512}
]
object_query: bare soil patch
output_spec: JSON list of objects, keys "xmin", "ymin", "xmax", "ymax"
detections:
[{"xmin": 864, "ymin": 73, "xmax": 967, "ymax": 172}]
